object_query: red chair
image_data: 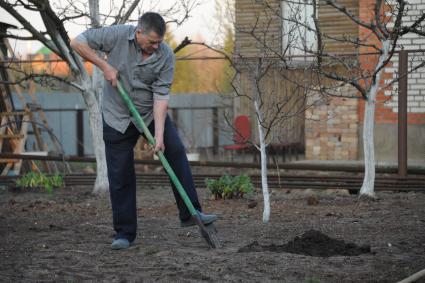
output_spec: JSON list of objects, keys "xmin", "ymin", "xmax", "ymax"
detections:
[{"xmin": 224, "ymin": 115, "xmax": 251, "ymax": 150}]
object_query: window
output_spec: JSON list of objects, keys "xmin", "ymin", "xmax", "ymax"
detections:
[{"xmin": 281, "ymin": 0, "xmax": 317, "ymax": 58}]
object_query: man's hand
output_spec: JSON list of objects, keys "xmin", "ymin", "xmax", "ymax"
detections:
[
  {"xmin": 153, "ymin": 99, "xmax": 168, "ymax": 154},
  {"xmin": 70, "ymin": 39, "xmax": 117, "ymax": 86},
  {"xmin": 103, "ymin": 64, "xmax": 118, "ymax": 87},
  {"xmin": 154, "ymin": 135, "xmax": 165, "ymax": 153}
]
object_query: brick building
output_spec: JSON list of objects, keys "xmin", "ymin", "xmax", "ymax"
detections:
[{"xmin": 234, "ymin": 0, "xmax": 425, "ymax": 163}]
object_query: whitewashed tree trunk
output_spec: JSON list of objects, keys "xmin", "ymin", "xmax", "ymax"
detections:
[
  {"xmin": 90, "ymin": 69, "xmax": 108, "ymax": 193},
  {"xmin": 88, "ymin": 0, "xmax": 109, "ymax": 193},
  {"xmin": 85, "ymin": 85, "xmax": 108, "ymax": 193},
  {"xmin": 360, "ymin": 40, "xmax": 390, "ymax": 197},
  {"xmin": 51, "ymin": 27, "xmax": 108, "ymax": 193},
  {"xmin": 254, "ymin": 100, "xmax": 270, "ymax": 223},
  {"xmin": 360, "ymin": 95, "xmax": 376, "ymax": 197}
]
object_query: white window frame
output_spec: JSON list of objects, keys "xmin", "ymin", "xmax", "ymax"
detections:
[{"xmin": 281, "ymin": 0, "xmax": 317, "ymax": 60}]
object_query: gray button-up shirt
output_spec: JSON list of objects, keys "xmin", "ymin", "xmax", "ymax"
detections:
[{"xmin": 76, "ymin": 25, "xmax": 175, "ymax": 133}]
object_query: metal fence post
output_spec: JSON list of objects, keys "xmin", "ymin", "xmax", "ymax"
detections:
[
  {"xmin": 213, "ymin": 107, "xmax": 219, "ymax": 154},
  {"xmin": 398, "ymin": 50, "xmax": 408, "ymax": 178},
  {"xmin": 76, "ymin": 109, "xmax": 84, "ymax": 156}
]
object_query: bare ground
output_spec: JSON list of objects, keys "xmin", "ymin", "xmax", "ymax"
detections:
[{"xmin": 0, "ymin": 183, "xmax": 424, "ymax": 283}]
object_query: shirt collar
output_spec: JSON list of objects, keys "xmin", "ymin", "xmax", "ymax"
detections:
[{"xmin": 128, "ymin": 26, "xmax": 137, "ymax": 40}]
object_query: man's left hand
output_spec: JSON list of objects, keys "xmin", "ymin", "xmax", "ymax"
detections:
[{"xmin": 154, "ymin": 136, "xmax": 165, "ymax": 153}]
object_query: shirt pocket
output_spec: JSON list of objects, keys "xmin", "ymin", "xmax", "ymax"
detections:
[{"xmin": 133, "ymin": 66, "xmax": 158, "ymax": 86}]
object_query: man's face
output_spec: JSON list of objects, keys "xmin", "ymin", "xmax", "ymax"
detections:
[{"xmin": 136, "ymin": 28, "xmax": 163, "ymax": 55}]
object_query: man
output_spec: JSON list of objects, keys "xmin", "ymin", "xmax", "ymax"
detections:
[{"xmin": 70, "ymin": 12, "xmax": 217, "ymax": 250}]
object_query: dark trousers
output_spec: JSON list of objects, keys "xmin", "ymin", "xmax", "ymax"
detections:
[{"xmin": 103, "ymin": 115, "xmax": 202, "ymax": 242}]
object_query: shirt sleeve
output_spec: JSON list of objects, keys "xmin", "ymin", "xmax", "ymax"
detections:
[
  {"xmin": 74, "ymin": 33, "xmax": 88, "ymax": 44},
  {"xmin": 152, "ymin": 51, "xmax": 175, "ymax": 100},
  {"xmin": 76, "ymin": 25, "xmax": 126, "ymax": 53}
]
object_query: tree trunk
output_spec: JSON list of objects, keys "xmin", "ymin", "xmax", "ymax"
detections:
[
  {"xmin": 254, "ymin": 100, "xmax": 270, "ymax": 223},
  {"xmin": 360, "ymin": 95, "xmax": 376, "ymax": 197},
  {"xmin": 77, "ymin": 77, "xmax": 108, "ymax": 193},
  {"xmin": 360, "ymin": 40, "xmax": 390, "ymax": 197},
  {"xmin": 88, "ymin": 0, "xmax": 109, "ymax": 193},
  {"xmin": 87, "ymin": 95, "xmax": 108, "ymax": 193},
  {"xmin": 90, "ymin": 67, "xmax": 108, "ymax": 193}
]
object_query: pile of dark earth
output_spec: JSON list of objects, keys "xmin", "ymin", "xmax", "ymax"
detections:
[{"xmin": 238, "ymin": 229, "xmax": 372, "ymax": 257}]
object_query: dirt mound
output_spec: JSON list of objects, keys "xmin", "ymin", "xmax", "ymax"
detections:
[{"xmin": 238, "ymin": 229, "xmax": 371, "ymax": 257}]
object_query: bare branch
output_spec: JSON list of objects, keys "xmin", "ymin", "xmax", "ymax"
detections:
[
  {"xmin": 0, "ymin": 0, "xmax": 60, "ymax": 54},
  {"xmin": 163, "ymin": 0, "xmax": 199, "ymax": 26},
  {"xmin": 373, "ymin": 0, "xmax": 409, "ymax": 78},
  {"xmin": 0, "ymin": 65, "xmax": 83, "ymax": 91},
  {"xmin": 32, "ymin": 0, "xmax": 82, "ymax": 73},
  {"xmin": 174, "ymin": 38, "xmax": 239, "ymax": 76},
  {"xmin": 0, "ymin": 32, "xmax": 37, "ymax": 40},
  {"xmin": 374, "ymin": 0, "xmax": 389, "ymax": 39},
  {"xmin": 115, "ymin": 0, "xmax": 141, "ymax": 25},
  {"xmin": 383, "ymin": 59, "xmax": 425, "ymax": 88},
  {"xmin": 60, "ymin": 13, "xmax": 88, "ymax": 23},
  {"xmin": 324, "ymin": 0, "xmax": 375, "ymax": 32},
  {"xmin": 399, "ymin": 0, "xmax": 425, "ymax": 36}
]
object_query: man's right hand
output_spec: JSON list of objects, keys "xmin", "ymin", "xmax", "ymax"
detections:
[
  {"xmin": 70, "ymin": 39, "xmax": 118, "ymax": 86},
  {"xmin": 103, "ymin": 64, "xmax": 118, "ymax": 87}
]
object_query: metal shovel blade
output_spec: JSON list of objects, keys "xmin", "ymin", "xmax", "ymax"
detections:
[{"xmin": 192, "ymin": 215, "xmax": 222, "ymax": 249}]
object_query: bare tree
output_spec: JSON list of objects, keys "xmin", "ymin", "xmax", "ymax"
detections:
[
  {"xmin": 237, "ymin": 0, "xmax": 425, "ymax": 199},
  {"xmin": 234, "ymin": 57, "xmax": 310, "ymax": 223},
  {"xmin": 222, "ymin": 1, "xmax": 318, "ymax": 222},
  {"xmin": 0, "ymin": 0, "xmax": 198, "ymax": 193},
  {"xmin": 308, "ymin": 0, "xmax": 425, "ymax": 197}
]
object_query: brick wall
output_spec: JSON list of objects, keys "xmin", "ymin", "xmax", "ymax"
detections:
[
  {"xmin": 359, "ymin": 0, "xmax": 425, "ymax": 125},
  {"xmin": 388, "ymin": 0, "xmax": 425, "ymax": 120},
  {"xmin": 305, "ymin": 87, "xmax": 359, "ymax": 160},
  {"xmin": 356, "ymin": 0, "xmax": 425, "ymax": 162}
]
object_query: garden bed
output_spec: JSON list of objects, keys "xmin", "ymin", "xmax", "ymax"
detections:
[{"xmin": 0, "ymin": 184, "xmax": 424, "ymax": 282}]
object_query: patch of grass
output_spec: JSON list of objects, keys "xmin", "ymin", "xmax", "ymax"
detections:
[{"xmin": 15, "ymin": 172, "xmax": 64, "ymax": 194}]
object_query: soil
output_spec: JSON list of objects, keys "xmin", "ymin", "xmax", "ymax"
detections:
[
  {"xmin": 1, "ymin": 184, "xmax": 425, "ymax": 283},
  {"xmin": 238, "ymin": 230, "xmax": 372, "ymax": 257}
]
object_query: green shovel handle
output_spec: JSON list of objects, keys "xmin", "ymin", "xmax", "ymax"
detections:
[{"xmin": 116, "ymin": 80, "xmax": 197, "ymax": 216}]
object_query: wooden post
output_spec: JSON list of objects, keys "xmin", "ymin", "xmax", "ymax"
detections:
[{"xmin": 1, "ymin": 114, "xmax": 29, "ymax": 176}]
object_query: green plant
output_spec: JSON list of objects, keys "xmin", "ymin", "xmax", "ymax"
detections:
[
  {"xmin": 205, "ymin": 178, "xmax": 221, "ymax": 198},
  {"xmin": 219, "ymin": 174, "xmax": 234, "ymax": 199},
  {"xmin": 206, "ymin": 174, "xmax": 234, "ymax": 199},
  {"xmin": 232, "ymin": 174, "xmax": 255, "ymax": 198},
  {"xmin": 206, "ymin": 174, "xmax": 254, "ymax": 200},
  {"xmin": 50, "ymin": 174, "xmax": 63, "ymax": 188},
  {"xmin": 15, "ymin": 172, "xmax": 63, "ymax": 193}
]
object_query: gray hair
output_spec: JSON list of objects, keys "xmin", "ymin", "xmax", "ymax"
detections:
[{"xmin": 137, "ymin": 12, "xmax": 166, "ymax": 37}]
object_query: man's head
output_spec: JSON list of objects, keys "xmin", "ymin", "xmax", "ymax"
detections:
[{"xmin": 136, "ymin": 12, "xmax": 166, "ymax": 55}]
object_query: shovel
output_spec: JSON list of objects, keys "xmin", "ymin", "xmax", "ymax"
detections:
[{"xmin": 116, "ymin": 80, "xmax": 221, "ymax": 249}]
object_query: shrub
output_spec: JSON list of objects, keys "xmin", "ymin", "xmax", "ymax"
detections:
[
  {"xmin": 15, "ymin": 172, "xmax": 64, "ymax": 194},
  {"xmin": 232, "ymin": 174, "xmax": 255, "ymax": 198},
  {"xmin": 206, "ymin": 174, "xmax": 254, "ymax": 199}
]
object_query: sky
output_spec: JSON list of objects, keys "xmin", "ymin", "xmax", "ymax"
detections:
[{"xmin": 0, "ymin": 0, "xmax": 222, "ymax": 57}]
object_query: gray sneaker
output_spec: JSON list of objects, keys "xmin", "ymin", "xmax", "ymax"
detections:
[
  {"xmin": 181, "ymin": 211, "xmax": 218, "ymax": 227},
  {"xmin": 111, "ymin": 238, "xmax": 130, "ymax": 250}
]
